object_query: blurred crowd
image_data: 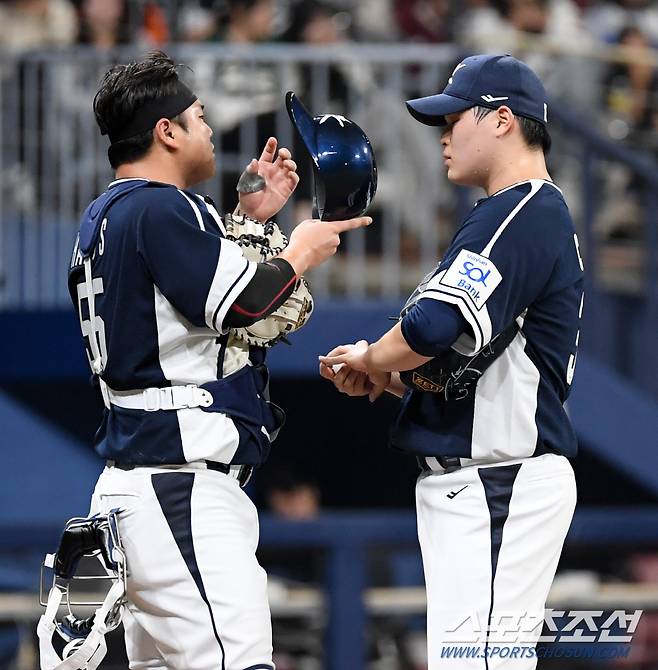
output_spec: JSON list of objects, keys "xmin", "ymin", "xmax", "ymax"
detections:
[
  {"xmin": 1, "ymin": 0, "xmax": 657, "ymax": 296},
  {"xmin": 3, "ymin": 0, "xmax": 658, "ymax": 51},
  {"xmin": 1, "ymin": 0, "xmax": 658, "ymax": 150}
]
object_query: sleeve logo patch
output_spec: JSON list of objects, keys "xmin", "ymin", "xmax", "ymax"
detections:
[{"xmin": 439, "ymin": 249, "xmax": 502, "ymax": 309}]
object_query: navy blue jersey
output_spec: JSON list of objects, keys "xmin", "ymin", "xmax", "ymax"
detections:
[
  {"xmin": 68, "ymin": 179, "xmax": 264, "ymax": 466},
  {"xmin": 394, "ymin": 179, "xmax": 584, "ymax": 464}
]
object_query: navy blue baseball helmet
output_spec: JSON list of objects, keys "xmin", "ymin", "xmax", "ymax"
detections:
[{"xmin": 285, "ymin": 91, "xmax": 377, "ymax": 221}]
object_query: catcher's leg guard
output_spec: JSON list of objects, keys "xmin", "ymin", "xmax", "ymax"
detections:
[{"xmin": 37, "ymin": 511, "xmax": 127, "ymax": 670}]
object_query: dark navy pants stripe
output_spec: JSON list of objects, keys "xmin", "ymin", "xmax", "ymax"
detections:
[
  {"xmin": 478, "ymin": 463, "xmax": 522, "ymax": 670},
  {"xmin": 242, "ymin": 665, "xmax": 274, "ymax": 670},
  {"xmin": 152, "ymin": 472, "xmax": 226, "ymax": 670}
]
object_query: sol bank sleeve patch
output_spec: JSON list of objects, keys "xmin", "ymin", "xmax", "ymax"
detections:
[{"xmin": 438, "ymin": 249, "xmax": 502, "ymax": 311}]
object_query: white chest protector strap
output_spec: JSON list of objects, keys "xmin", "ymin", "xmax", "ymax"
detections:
[
  {"xmin": 99, "ymin": 378, "xmax": 214, "ymax": 411},
  {"xmin": 37, "ymin": 579, "xmax": 125, "ymax": 670}
]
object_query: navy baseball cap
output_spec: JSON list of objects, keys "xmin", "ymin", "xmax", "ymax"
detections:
[{"xmin": 406, "ymin": 54, "xmax": 548, "ymax": 127}]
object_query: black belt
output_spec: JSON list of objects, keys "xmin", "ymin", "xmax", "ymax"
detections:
[
  {"xmin": 206, "ymin": 461, "xmax": 253, "ymax": 487},
  {"xmin": 417, "ymin": 439, "xmax": 547, "ymax": 475},
  {"xmin": 108, "ymin": 460, "xmax": 253, "ymax": 488}
]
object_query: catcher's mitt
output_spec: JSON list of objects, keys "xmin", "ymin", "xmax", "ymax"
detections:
[
  {"xmin": 224, "ymin": 212, "xmax": 314, "ymax": 347},
  {"xmin": 224, "ymin": 212, "xmax": 288, "ymax": 261}
]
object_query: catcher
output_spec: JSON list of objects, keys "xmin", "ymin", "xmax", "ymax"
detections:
[{"xmin": 60, "ymin": 52, "xmax": 372, "ymax": 670}]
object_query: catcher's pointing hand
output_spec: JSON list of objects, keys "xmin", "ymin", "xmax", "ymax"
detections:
[{"xmin": 283, "ymin": 216, "xmax": 372, "ymax": 273}]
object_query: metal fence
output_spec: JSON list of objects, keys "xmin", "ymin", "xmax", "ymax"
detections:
[{"xmin": 0, "ymin": 44, "xmax": 655, "ymax": 309}]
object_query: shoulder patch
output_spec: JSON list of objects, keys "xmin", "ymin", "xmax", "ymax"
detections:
[{"xmin": 439, "ymin": 249, "xmax": 502, "ymax": 310}]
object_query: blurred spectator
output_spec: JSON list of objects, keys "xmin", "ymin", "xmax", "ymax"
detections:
[
  {"xmin": 179, "ymin": 0, "xmax": 276, "ymax": 44},
  {"xmin": 395, "ymin": 0, "xmax": 452, "ymax": 43},
  {"xmin": 287, "ymin": 0, "xmax": 351, "ymax": 45},
  {"xmin": 351, "ymin": 0, "xmax": 398, "ymax": 41},
  {"xmin": 284, "ymin": 0, "xmax": 371, "ymax": 102},
  {"xmin": 178, "ymin": 0, "xmax": 218, "ymax": 43},
  {"xmin": 458, "ymin": 0, "xmax": 598, "ymax": 110},
  {"xmin": 456, "ymin": 0, "xmax": 506, "ymax": 45},
  {"xmin": 183, "ymin": 0, "xmax": 286, "ymax": 209},
  {"xmin": 74, "ymin": 0, "xmax": 168, "ymax": 48},
  {"xmin": 47, "ymin": 1, "xmax": 166, "ymax": 208},
  {"xmin": 459, "ymin": 0, "xmax": 598, "ymax": 108},
  {"xmin": 457, "ymin": 0, "xmax": 599, "ymax": 222},
  {"xmin": 75, "ymin": 0, "xmax": 130, "ymax": 48},
  {"xmin": 266, "ymin": 470, "xmax": 321, "ymax": 520},
  {"xmin": 259, "ymin": 469, "xmax": 324, "ymax": 584},
  {"xmin": 595, "ymin": 25, "xmax": 657, "ymax": 243},
  {"xmin": 190, "ymin": 0, "xmax": 280, "ymax": 134},
  {"xmin": 218, "ymin": 0, "xmax": 276, "ymax": 43},
  {"xmin": 141, "ymin": 1, "xmax": 169, "ymax": 45},
  {"xmin": 586, "ymin": 0, "xmax": 658, "ymax": 44},
  {"xmin": 603, "ymin": 25, "xmax": 658, "ymax": 145},
  {"xmin": 0, "ymin": 0, "xmax": 77, "ymax": 52}
]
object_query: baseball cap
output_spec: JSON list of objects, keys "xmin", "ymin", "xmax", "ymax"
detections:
[{"xmin": 406, "ymin": 54, "xmax": 548, "ymax": 127}]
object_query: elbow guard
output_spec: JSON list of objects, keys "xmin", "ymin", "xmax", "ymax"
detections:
[{"xmin": 225, "ymin": 258, "xmax": 297, "ymax": 328}]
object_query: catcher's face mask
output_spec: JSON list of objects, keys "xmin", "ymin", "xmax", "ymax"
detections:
[
  {"xmin": 37, "ymin": 512, "xmax": 127, "ymax": 670},
  {"xmin": 286, "ymin": 91, "xmax": 377, "ymax": 221}
]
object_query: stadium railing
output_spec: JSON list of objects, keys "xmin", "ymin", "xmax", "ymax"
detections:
[{"xmin": 0, "ymin": 44, "xmax": 655, "ymax": 308}]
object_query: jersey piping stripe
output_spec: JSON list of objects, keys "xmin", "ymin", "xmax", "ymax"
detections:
[
  {"xmin": 423, "ymin": 287, "xmax": 485, "ymax": 338},
  {"xmin": 197, "ymin": 194, "xmax": 228, "ymax": 236},
  {"xmin": 205, "ymin": 246, "xmax": 256, "ymax": 332},
  {"xmin": 177, "ymin": 189, "xmax": 206, "ymax": 231},
  {"xmin": 422, "ymin": 287, "xmax": 486, "ymax": 351},
  {"xmin": 490, "ymin": 177, "xmax": 562, "ymax": 198},
  {"xmin": 107, "ymin": 177, "xmax": 148, "ymax": 187},
  {"xmin": 212, "ymin": 262, "xmax": 250, "ymax": 331},
  {"xmin": 424, "ymin": 269, "xmax": 490, "ymax": 344},
  {"xmin": 481, "ymin": 180, "xmax": 543, "ymax": 258}
]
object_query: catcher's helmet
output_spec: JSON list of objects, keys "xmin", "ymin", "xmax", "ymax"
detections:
[{"xmin": 286, "ymin": 91, "xmax": 377, "ymax": 221}]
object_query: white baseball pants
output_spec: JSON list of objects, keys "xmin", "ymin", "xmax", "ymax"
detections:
[
  {"xmin": 416, "ymin": 453, "xmax": 577, "ymax": 670},
  {"xmin": 89, "ymin": 464, "xmax": 274, "ymax": 670}
]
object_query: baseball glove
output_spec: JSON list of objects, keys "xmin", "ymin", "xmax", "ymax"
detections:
[{"xmin": 224, "ymin": 212, "xmax": 314, "ymax": 347}]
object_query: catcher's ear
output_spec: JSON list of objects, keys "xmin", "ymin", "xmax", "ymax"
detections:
[{"xmin": 154, "ymin": 119, "xmax": 177, "ymax": 148}]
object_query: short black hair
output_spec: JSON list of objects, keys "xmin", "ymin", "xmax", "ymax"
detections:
[
  {"xmin": 93, "ymin": 51, "xmax": 190, "ymax": 169},
  {"xmin": 473, "ymin": 105, "xmax": 551, "ymax": 155}
]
